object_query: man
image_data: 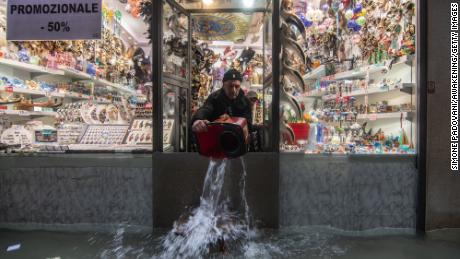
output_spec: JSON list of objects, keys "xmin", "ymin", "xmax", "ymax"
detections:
[
  {"xmin": 190, "ymin": 69, "xmax": 251, "ymax": 231},
  {"xmin": 192, "ymin": 69, "xmax": 252, "ymax": 133}
]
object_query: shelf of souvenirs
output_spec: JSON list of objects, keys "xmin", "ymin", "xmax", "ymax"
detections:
[
  {"xmin": 303, "ymin": 55, "xmax": 415, "ymax": 82},
  {"xmin": 66, "ymin": 144, "xmax": 152, "ymax": 152},
  {"xmin": 0, "ymin": 58, "xmax": 64, "ymax": 75},
  {"xmin": 304, "ymin": 83, "xmax": 414, "ymax": 99},
  {"xmin": 313, "ymin": 111, "xmax": 414, "ymax": 124},
  {"xmin": 0, "ymin": 58, "xmax": 138, "ymax": 95},
  {"xmin": 0, "ymin": 144, "xmax": 152, "ymax": 154},
  {"xmin": 282, "ymin": 142, "xmax": 415, "ymax": 155},
  {"xmin": 0, "ymin": 109, "xmax": 57, "ymax": 117},
  {"xmin": 57, "ymin": 66, "xmax": 138, "ymax": 95},
  {"xmin": 356, "ymin": 111, "xmax": 414, "ymax": 121},
  {"xmin": 0, "ymin": 86, "xmax": 112, "ymax": 104},
  {"xmin": 321, "ymin": 83, "xmax": 415, "ymax": 101}
]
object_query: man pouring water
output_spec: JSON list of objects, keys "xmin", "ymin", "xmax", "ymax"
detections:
[
  {"xmin": 172, "ymin": 68, "xmax": 252, "ymax": 254},
  {"xmin": 192, "ymin": 69, "xmax": 252, "ymax": 135}
]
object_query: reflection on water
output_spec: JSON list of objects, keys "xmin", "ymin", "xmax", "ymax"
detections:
[{"xmin": 1, "ymin": 227, "xmax": 460, "ymax": 258}]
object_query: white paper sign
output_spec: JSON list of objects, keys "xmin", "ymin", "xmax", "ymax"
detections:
[{"xmin": 7, "ymin": 0, "xmax": 102, "ymax": 41}]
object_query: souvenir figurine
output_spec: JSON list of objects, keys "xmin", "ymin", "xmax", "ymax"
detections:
[
  {"xmin": 46, "ymin": 51, "xmax": 58, "ymax": 69},
  {"xmin": 86, "ymin": 63, "xmax": 97, "ymax": 77},
  {"xmin": 18, "ymin": 45, "xmax": 30, "ymax": 63}
]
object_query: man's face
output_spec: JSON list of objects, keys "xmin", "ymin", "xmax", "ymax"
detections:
[{"xmin": 223, "ymin": 80, "xmax": 241, "ymax": 100}]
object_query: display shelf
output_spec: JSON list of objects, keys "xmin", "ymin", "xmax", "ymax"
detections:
[
  {"xmin": 320, "ymin": 55, "xmax": 414, "ymax": 81},
  {"xmin": 0, "ymin": 58, "xmax": 64, "ymax": 75},
  {"xmin": 67, "ymin": 144, "xmax": 152, "ymax": 152},
  {"xmin": 58, "ymin": 66, "xmax": 93, "ymax": 80},
  {"xmin": 321, "ymin": 86, "xmax": 399, "ymax": 101},
  {"xmin": 0, "ymin": 86, "xmax": 108, "ymax": 102},
  {"xmin": 250, "ymin": 84, "xmax": 263, "ymax": 89},
  {"xmin": 60, "ymin": 66, "xmax": 137, "ymax": 95},
  {"xmin": 400, "ymin": 83, "xmax": 415, "ymax": 94},
  {"xmin": 303, "ymin": 65, "xmax": 325, "ymax": 80},
  {"xmin": 0, "ymin": 85, "xmax": 62, "ymax": 97},
  {"xmin": 94, "ymin": 78, "xmax": 137, "ymax": 95},
  {"xmin": 303, "ymin": 88, "xmax": 327, "ymax": 98},
  {"xmin": 356, "ymin": 112, "xmax": 413, "ymax": 121},
  {"xmin": 0, "ymin": 109, "xmax": 57, "ymax": 117},
  {"xmin": 0, "ymin": 61, "xmax": 138, "ymax": 96}
]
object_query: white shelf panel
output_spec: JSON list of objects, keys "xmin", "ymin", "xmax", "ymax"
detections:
[
  {"xmin": 0, "ymin": 109, "xmax": 57, "ymax": 117},
  {"xmin": 0, "ymin": 60, "xmax": 139, "ymax": 96},
  {"xmin": 0, "ymin": 86, "xmax": 97, "ymax": 100},
  {"xmin": 67, "ymin": 144, "xmax": 152, "ymax": 151},
  {"xmin": 0, "ymin": 58, "xmax": 64, "ymax": 75},
  {"xmin": 58, "ymin": 66, "xmax": 93, "ymax": 80},
  {"xmin": 303, "ymin": 65, "xmax": 325, "ymax": 80},
  {"xmin": 94, "ymin": 78, "xmax": 137, "ymax": 95},
  {"xmin": 322, "ymin": 87, "xmax": 399, "ymax": 101},
  {"xmin": 357, "ymin": 112, "xmax": 408, "ymax": 121},
  {"xmin": 0, "ymin": 85, "xmax": 60, "ymax": 97},
  {"xmin": 319, "ymin": 55, "xmax": 414, "ymax": 81}
]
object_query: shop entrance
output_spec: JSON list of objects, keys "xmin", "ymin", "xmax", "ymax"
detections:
[{"xmin": 153, "ymin": 0, "xmax": 275, "ymax": 152}]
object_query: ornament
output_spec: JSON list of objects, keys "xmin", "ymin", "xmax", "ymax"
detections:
[
  {"xmin": 331, "ymin": 0, "xmax": 341, "ymax": 13},
  {"xmin": 322, "ymin": 4, "xmax": 329, "ymax": 12},
  {"xmin": 311, "ymin": 9, "xmax": 324, "ymax": 23},
  {"xmin": 318, "ymin": 25, "xmax": 327, "ymax": 33},
  {"xmin": 115, "ymin": 10, "xmax": 122, "ymax": 21},
  {"xmin": 341, "ymin": 0, "xmax": 351, "ymax": 9},
  {"xmin": 108, "ymin": 10, "xmax": 114, "ymax": 22},
  {"xmin": 356, "ymin": 16, "xmax": 366, "ymax": 26},
  {"xmin": 125, "ymin": 4, "xmax": 132, "ymax": 13},
  {"xmin": 353, "ymin": 3, "xmax": 362, "ymax": 14},
  {"xmin": 345, "ymin": 9, "xmax": 354, "ymax": 20}
]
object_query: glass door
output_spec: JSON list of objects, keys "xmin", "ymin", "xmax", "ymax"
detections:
[{"xmin": 155, "ymin": 0, "xmax": 191, "ymax": 152}]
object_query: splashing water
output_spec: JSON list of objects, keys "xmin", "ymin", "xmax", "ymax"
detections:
[
  {"xmin": 160, "ymin": 158, "xmax": 252, "ymax": 258},
  {"xmin": 98, "ymin": 227, "xmax": 146, "ymax": 259}
]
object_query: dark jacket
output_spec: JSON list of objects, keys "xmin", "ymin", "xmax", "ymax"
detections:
[{"xmin": 192, "ymin": 89, "xmax": 252, "ymax": 128}]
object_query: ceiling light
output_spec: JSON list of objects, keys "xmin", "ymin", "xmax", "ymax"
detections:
[
  {"xmin": 202, "ymin": 0, "xmax": 213, "ymax": 6},
  {"xmin": 243, "ymin": 0, "xmax": 255, "ymax": 8}
]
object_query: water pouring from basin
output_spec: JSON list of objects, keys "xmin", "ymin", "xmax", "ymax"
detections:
[{"xmin": 160, "ymin": 157, "xmax": 252, "ymax": 258}]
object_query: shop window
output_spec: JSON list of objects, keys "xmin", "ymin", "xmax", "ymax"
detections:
[
  {"xmin": 162, "ymin": 0, "xmax": 190, "ymax": 152},
  {"xmin": 279, "ymin": 0, "xmax": 417, "ymax": 155},
  {"xmin": 0, "ymin": 0, "xmax": 153, "ymax": 154}
]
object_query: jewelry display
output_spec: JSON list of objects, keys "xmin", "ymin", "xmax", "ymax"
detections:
[
  {"xmin": 125, "ymin": 118, "xmax": 152, "ymax": 145},
  {"xmin": 79, "ymin": 125, "xmax": 129, "ymax": 145}
]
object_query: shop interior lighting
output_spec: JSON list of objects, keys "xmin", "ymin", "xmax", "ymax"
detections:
[
  {"xmin": 243, "ymin": 0, "xmax": 255, "ymax": 8},
  {"xmin": 202, "ymin": 0, "xmax": 214, "ymax": 6}
]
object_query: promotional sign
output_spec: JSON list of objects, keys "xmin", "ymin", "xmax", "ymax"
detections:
[{"xmin": 7, "ymin": 0, "xmax": 102, "ymax": 40}]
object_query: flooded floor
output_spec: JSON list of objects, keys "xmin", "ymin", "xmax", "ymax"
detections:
[{"xmin": 1, "ymin": 227, "xmax": 459, "ymax": 259}]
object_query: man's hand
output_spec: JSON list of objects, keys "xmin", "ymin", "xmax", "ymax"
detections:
[{"xmin": 192, "ymin": 120, "xmax": 210, "ymax": 133}]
